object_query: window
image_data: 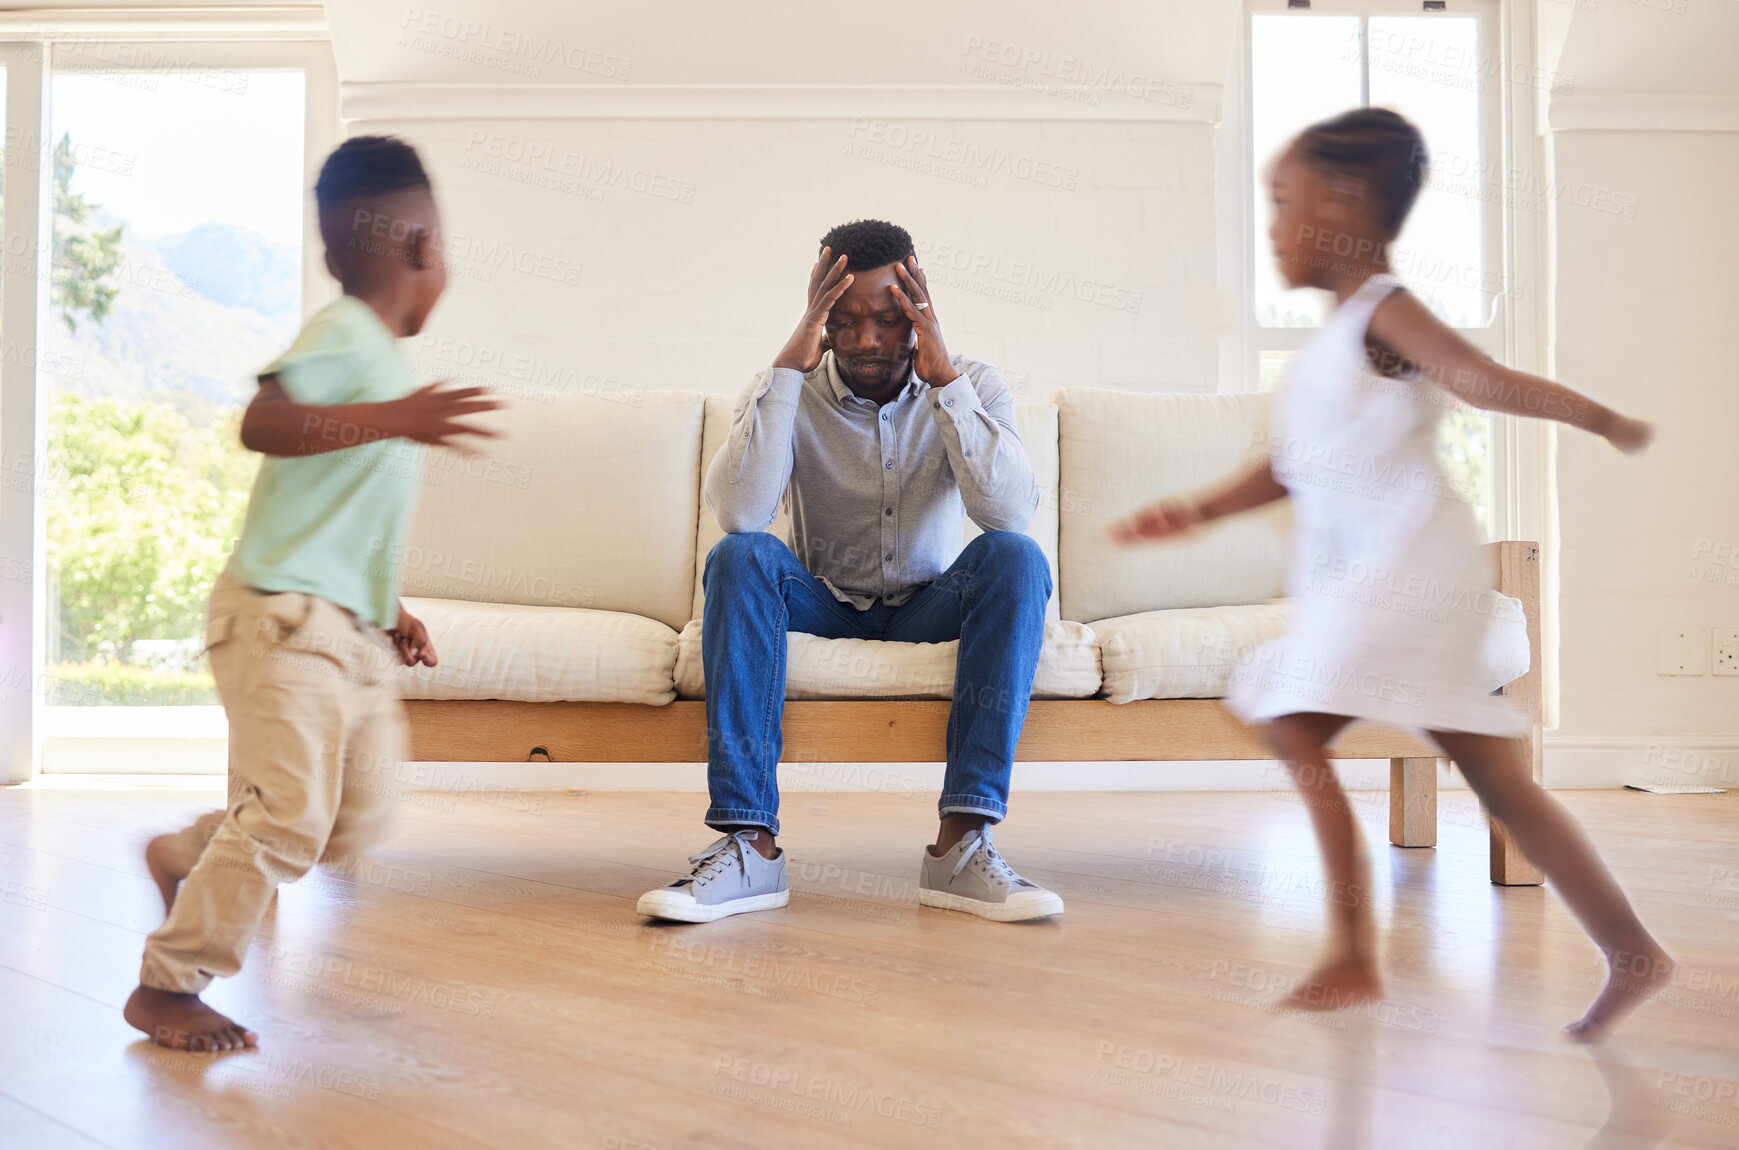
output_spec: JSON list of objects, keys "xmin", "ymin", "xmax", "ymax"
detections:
[
  {"xmin": 0, "ymin": 27, "xmax": 334, "ymax": 777},
  {"xmin": 1243, "ymin": 0, "xmax": 1505, "ymax": 531}
]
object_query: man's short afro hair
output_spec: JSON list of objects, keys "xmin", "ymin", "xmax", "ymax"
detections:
[
  {"xmin": 315, "ymin": 135, "xmax": 432, "ymax": 213},
  {"xmin": 819, "ymin": 219, "xmax": 915, "ymax": 271}
]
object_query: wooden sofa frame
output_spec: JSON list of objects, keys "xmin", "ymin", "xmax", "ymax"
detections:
[{"xmin": 408, "ymin": 540, "xmax": 1546, "ymax": 886}]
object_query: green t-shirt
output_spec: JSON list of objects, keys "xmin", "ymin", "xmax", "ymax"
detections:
[{"xmin": 226, "ymin": 295, "xmax": 425, "ymax": 629}]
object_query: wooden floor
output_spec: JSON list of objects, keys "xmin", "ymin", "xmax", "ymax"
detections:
[{"xmin": 1, "ymin": 784, "xmax": 1736, "ymax": 1150}]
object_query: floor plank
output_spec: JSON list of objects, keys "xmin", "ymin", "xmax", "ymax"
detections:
[{"xmin": 0, "ymin": 785, "xmax": 1735, "ymax": 1149}]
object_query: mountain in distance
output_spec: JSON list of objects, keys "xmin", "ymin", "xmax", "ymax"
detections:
[
  {"xmin": 154, "ymin": 222, "xmax": 300, "ymax": 322},
  {"xmin": 47, "ymin": 219, "xmax": 303, "ymax": 423}
]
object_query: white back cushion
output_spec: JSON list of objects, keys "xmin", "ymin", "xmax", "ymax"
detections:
[
  {"xmin": 407, "ymin": 390, "xmax": 704, "ymax": 632},
  {"xmin": 691, "ymin": 397, "xmax": 1061, "ymax": 622},
  {"xmin": 964, "ymin": 402, "xmax": 1061, "ymax": 622},
  {"xmin": 692, "ymin": 393, "xmax": 794, "ymax": 622},
  {"xmin": 1056, "ymin": 388, "xmax": 1290, "ymax": 623}
]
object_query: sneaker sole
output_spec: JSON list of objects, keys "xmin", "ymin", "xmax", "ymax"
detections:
[
  {"xmin": 635, "ymin": 888, "xmax": 789, "ymax": 923},
  {"xmin": 917, "ymin": 888, "xmax": 1064, "ymax": 922}
]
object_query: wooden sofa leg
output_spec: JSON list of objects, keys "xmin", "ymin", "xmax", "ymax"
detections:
[
  {"xmin": 1389, "ymin": 757, "xmax": 1439, "ymax": 848},
  {"xmin": 1489, "ymin": 819, "xmax": 1544, "ymax": 886}
]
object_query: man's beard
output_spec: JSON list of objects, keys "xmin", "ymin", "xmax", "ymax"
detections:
[{"xmin": 838, "ymin": 352, "xmax": 909, "ymax": 391}]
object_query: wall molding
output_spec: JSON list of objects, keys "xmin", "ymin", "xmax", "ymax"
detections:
[
  {"xmin": 0, "ymin": 6, "xmax": 326, "ymax": 39},
  {"xmin": 338, "ymin": 80, "xmax": 1224, "ymax": 125},
  {"xmin": 1543, "ymin": 733, "xmax": 1739, "ymax": 789},
  {"xmin": 1546, "ymin": 90, "xmax": 1739, "ymax": 134}
]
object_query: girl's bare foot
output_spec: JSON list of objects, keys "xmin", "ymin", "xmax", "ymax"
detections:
[
  {"xmin": 1283, "ymin": 959, "xmax": 1383, "ymax": 1012},
  {"xmin": 1563, "ymin": 947, "xmax": 1675, "ymax": 1043},
  {"xmin": 124, "ymin": 986, "xmax": 258, "ymax": 1051},
  {"xmin": 144, "ymin": 836, "xmax": 186, "ymax": 914}
]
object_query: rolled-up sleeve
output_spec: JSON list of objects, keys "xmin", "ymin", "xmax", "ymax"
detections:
[
  {"xmin": 704, "ymin": 367, "xmax": 804, "ymax": 534},
  {"xmin": 926, "ymin": 361, "xmax": 1039, "ymax": 533}
]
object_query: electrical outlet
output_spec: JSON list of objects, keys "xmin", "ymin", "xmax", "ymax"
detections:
[
  {"xmin": 1714, "ymin": 628, "xmax": 1739, "ymax": 677},
  {"xmin": 1659, "ymin": 627, "xmax": 1708, "ymax": 675}
]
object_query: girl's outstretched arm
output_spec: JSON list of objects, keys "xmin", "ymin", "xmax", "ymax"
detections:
[
  {"xmin": 1109, "ymin": 460, "xmax": 1287, "ymax": 545},
  {"xmin": 1366, "ymin": 289, "xmax": 1652, "ymax": 452}
]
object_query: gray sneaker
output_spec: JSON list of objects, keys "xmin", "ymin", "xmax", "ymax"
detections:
[
  {"xmin": 636, "ymin": 831, "xmax": 789, "ymax": 923},
  {"xmin": 919, "ymin": 828, "xmax": 1064, "ymax": 922}
]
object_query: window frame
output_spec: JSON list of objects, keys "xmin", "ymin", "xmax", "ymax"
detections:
[
  {"xmin": 0, "ymin": 20, "xmax": 337, "ymax": 781},
  {"xmin": 1232, "ymin": 0, "xmax": 1559, "ymax": 723}
]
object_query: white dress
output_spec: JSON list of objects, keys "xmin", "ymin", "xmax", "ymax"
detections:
[{"xmin": 1224, "ymin": 274, "xmax": 1530, "ymax": 738}]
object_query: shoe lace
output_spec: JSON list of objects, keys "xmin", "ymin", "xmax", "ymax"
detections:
[
  {"xmin": 952, "ymin": 828, "xmax": 1024, "ymax": 887},
  {"xmin": 682, "ymin": 831, "xmax": 755, "ymax": 889}
]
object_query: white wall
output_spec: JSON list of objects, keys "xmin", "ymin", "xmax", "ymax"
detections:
[
  {"xmin": 326, "ymin": 1, "xmax": 1238, "ymax": 397},
  {"xmin": 1541, "ymin": 4, "xmax": 1739, "ymax": 787},
  {"xmin": 318, "ymin": 1, "xmax": 1739, "ymax": 785}
]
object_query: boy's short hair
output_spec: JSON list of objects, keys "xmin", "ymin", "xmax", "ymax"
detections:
[
  {"xmin": 314, "ymin": 135, "xmax": 432, "ymax": 213},
  {"xmin": 1295, "ymin": 108, "xmax": 1427, "ymax": 237},
  {"xmin": 818, "ymin": 219, "xmax": 915, "ymax": 270}
]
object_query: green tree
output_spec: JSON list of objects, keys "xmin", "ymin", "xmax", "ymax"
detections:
[
  {"xmin": 47, "ymin": 394, "xmax": 256, "ymax": 665},
  {"xmin": 51, "ymin": 133, "xmax": 126, "ymax": 332}
]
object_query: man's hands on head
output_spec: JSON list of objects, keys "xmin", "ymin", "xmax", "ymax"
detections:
[
  {"xmin": 773, "ymin": 246, "xmax": 854, "ymax": 373},
  {"xmin": 890, "ymin": 257, "xmax": 959, "ymax": 388}
]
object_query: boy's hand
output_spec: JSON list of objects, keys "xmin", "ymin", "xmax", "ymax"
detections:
[
  {"xmin": 890, "ymin": 257, "xmax": 959, "ymax": 387},
  {"xmin": 773, "ymin": 247, "xmax": 854, "ymax": 373},
  {"xmin": 389, "ymin": 607, "xmax": 438, "ymax": 667},
  {"xmin": 1603, "ymin": 414, "xmax": 1653, "ymax": 455},
  {"xmin": 1109, "ymin": 500, "xmax": 1204, "ymax": 546},
  {"xmin": 388, "ymin": 383, "xmax": 506, "ymax": 448}
]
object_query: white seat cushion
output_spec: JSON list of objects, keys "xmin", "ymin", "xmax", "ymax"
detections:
[
  {"xmin": 1056, "ymin": 388, "xmax": 1292, "ymax": 623},
  {"xmin": 1094, "ymin": 603, "xmax": 1292, "ymax": 704},
  {"xmin": 399, "ymin": 597, "xmax": 677, "ymax": 705},
  {"xmin": 673, "ymin": 619, "xmax": 1100, "ymax": 700},
  {"xmin": 1095, "ymin": 598, "xmax": 1532, "ymax": 704}
]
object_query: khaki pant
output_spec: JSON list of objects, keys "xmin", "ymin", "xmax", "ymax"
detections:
[{"xmin": 140, "ymin": 573, "xmax": 409, "ymax": 994}]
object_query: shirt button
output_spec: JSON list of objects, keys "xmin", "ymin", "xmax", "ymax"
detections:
[
  {"xmin": 885, "ymin": 460, "xmax": 894, "ymax": 469},
  {"xmin": 884, "ymin": 553, "xmax": 893, "ymax": 562},
  {"xmin": 880, "ymin": 412, "xmax": 888, "ymax": 421},
  {"xmin": 944, "ymin": 399, "xmax": 955, "ymax": 408},
  {"xmin": 884, "ymin": 507, "xmax": 893, "ymax": 516},
  {"xmin": 932, "ymin": 401, "xmax": 940, "ymax": 409},
  {"xmin": 964, "ymin": 449, "xmax": 974, "ymax": 458}
]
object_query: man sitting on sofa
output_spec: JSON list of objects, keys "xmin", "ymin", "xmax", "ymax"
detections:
[{"xmin": 636, "ymin": 219, "xmax": 1063, "ymax": 925}]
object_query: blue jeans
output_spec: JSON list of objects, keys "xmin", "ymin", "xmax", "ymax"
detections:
[{"xmin": 701, "ymin": 530, "xmax": 1051, "ymax": 835}]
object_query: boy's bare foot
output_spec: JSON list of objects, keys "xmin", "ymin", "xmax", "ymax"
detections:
[
  {"xmin": 124, "ymin": 986, "xmax": 257, "ymax": 1052},
  {"xmin": 1563, "ymin": 947, "xmax": 1674, "ymax": 1043},
  {"xmin": 144, "ymin": 836, "xmax": 186, "ymax": 914},
  {"xmin": 1282, "ymin": 959, "xmax": 1383, "ymax": 1012}
]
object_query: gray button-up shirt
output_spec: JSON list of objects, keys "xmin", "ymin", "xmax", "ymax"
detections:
[{"xmin": 704, "ymin": 351, "xmax": 1039, "ymax": 609}]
